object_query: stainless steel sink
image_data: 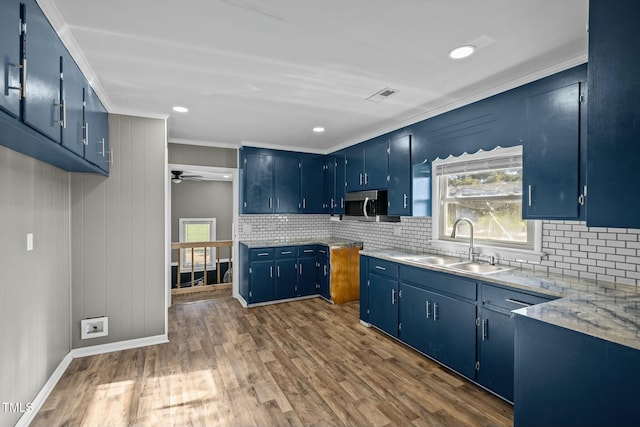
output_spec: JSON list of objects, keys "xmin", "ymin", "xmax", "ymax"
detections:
[
  {"xmin": 406, "ymin": 255, "xmax": 462, "ymax": 265},
  {"xmin": 446, "ymin": 261, "xmax": 513, "ymax": 275}
]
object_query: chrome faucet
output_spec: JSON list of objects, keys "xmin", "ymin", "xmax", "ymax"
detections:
[{"xmin": 451, "ymin": 218, "xmax": 475, "ymax": 261}]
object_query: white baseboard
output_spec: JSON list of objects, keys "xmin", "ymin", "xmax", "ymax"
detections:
[
  {"xmin": 71, "ymin": 334, "xmax": 169, "ymax": 358},
  {"xmin": 15, "ymin": 352, "xmax": 74, "ymax": 427},
  {"xmin": 235, "ymin": 294, "xmax": 248, "ymax": 307},
  {"xmin": 15, "ymin": 334, "xmax": 169, "ymax": 426}
]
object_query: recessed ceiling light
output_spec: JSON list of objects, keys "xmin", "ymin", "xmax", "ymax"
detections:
[
  {"xmin": 172, "ymin": 106, "xmax": 189, "ymax": 113},
  {"xmin": 223, "ymin": 175, "xmax": 231, "ymax": 179},
  {"xmin": 313, "ymin": 127, "xmax": 325, "ymax": 133},
  {"xmin": 448, "ymin": 45, "xmax": 476, "ymax": 59}
]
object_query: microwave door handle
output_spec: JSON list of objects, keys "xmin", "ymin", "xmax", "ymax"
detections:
[{"xmin": 363, "ymin": 197, "xmax": 369, "ymax": 218}]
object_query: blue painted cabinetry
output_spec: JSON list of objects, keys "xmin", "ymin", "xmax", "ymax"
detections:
[
  {"xmin": 297, "ymin": 245, "xmax": 318, "ymax": 296},
  {"xmin": 243, "ymin": 152, "xmax": 274, "ymax": 213},
  {"xmin": 586, "ymin": 0, "xmax": 640, "ymax": 228},
  {"xmin": 345, "ymin": 137, "xmax": 389, "ymax": 191},
  {"xmin": 300, "ymin": 156, "xmax": 324, "ymax": 213},
  {"xmin": 274, "ymin": 155, "xmax": 300, "ymax": 213},
  {"xmin": 84, "ymin": 84, "xmax": 110, "ymax": 172},
  {"xmin": 323, "ymin": 155, "xmax": 346, "ymax": 214},
  {"xmin": 388, "ymin": 135, "xmax": 411, "ymax": 216},
  {"xmin": 274, "ymin": 247, "xmax": 297, "ymax": 300},
  {"xmin": 0, "ymin": 0, "xmax": 21, "ymax": 118},
  {"xmin": 367, "ymin": 259, "xmax": 400, "ymax": 337},
  {"xmin": 514, "ymin": 313, "xmax": 640, "ymax": 427},
  {"xmin": 0, "ymin": 0, "xmax": 108, "ymax": 175},
  {"xmin": 318, "ymin": 246, "xmax": 330, "ymax": 299}
]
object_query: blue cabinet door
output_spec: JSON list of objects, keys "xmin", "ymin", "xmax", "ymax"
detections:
[
  {"xmin": 244, "ymin": 152, "xmax": 274, "ymax": 213},
  {"xmin": 335, "ymin": 154, "xmax": 346, "ymax": 213},
  {"xmin": 297, "ymin": 257, "xmax": 317, "ymax": 296},
  {"xmin": 524, "ymin": 83, "xmax": 580, "ymax": 219},
  {"xmin": 319, "ymin": 257, "xmax": 330, "ymax": 299},
  {"xmin": 477, "ymin": 308, "xmax": 515, "ymax": 402},
  {"xmin": 23, "ymin": 0, "xmax": 62, "ymax": 143},
  {"xmin": 274, "ymin": 155, "xmax": 300, "ymax": 213},
  {"xmin": 274, "ymin": 259, "xmax": 297, "ymax": 300},
  {"xmin": 0, "ymin": 0, "xmax": 21, "ymax": 118},
  {"xmin": 368, "ymin": 273, "xmax": 399, "ymax": 337},
  {"xmin": 300, "ymin": 156, "xmax": 325, "ymax": 213},
  {"xmin": 359, "ymin": 256, "xmax": 369, "ymax": 321},
  {"xmin": 324, "ymin": 156, "xmax": 336, "ymax": 212},
  {"xmin": 388, "ymin": 135, "xmax": 411, "ymax": 216},
  {"xmin": 398, "ymin": 282, "xmax": 432, "ymax": 354},
  {"xmin": 364, "ymin": 138, "xmax": 389, "ymax": 190},
  {"xmin": 84, "ymin": 85, "xmax": 109, "ymax": 172},
  {"xmin": 587, "ymin": 0, "xmax": 640, "ymax": 228},
  {"xmin": 60, "ymin": 51, "xmax": 86, "ymax": 157},
  {"xmin": 345, "ymin": 146, "xmax": 364, "ymax": 191},
  {"xmin": 249, "ymin": 260, "xmax": 274, "ymax": 303},
  {"xmin": 239, "ymin": 244, "xmax": 249, "ymax": 301},
  {"xmin": 428, "ymin": 290, "xmax": 477, "ymax": 379}
]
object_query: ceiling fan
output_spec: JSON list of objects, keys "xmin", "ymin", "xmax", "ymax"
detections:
[{"xmin": 171, "ymin": 170, "xmax": 203, "ymax": 183}]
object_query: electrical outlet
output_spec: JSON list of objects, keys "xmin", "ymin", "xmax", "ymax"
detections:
[{"xmin": 80, "ymin": 316, "xmax": 108, "ymax": 339}]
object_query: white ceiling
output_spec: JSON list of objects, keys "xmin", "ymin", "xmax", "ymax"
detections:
[{"xmin": 40, "ymin": 0, "xmax": 588, "ymax": 153}]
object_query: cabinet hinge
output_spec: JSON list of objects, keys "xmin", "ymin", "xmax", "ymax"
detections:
[
  {"xmin": 476, "ymin": 317, "xmax": 480, "ymax": 326},
  {"xmin": 475, "ymin": 361, "xmax": 480, "ymax": 371},
  {"xmin": 399, "ymin": 289, "xmax": 402, "ymax": 298},
  {"xmin": 367, "ymin": 279, "xmax": 370, "ymax": 287},
  {"xmin": 386, "ymin": 147, "xmax": 390, "ymax": 155},
  {"xmin": 579, "ymin": 94, "xmax": 585, "ymax": 103},
  {"xmin": 19, "ymin": 18, "xmax": 25, "ymax": 35},
  {"xmin": 249, "ymin": 267, "xmax": 252, "ymax": 274},
  {"xmin": 249, "ymin": 291, "xmax": 253, "ymax": 297},
  {"xmin": 399, "ymin": 323, "xmax": 402, "ymax": 331},
  {"xmin": 387, "ymin": 175, "xmax": 390, "ymax": 182},
  {"xmin": 244, "ymin": 157, "xmax": 247, "ymax": 165},
  {"xmin": 367, "ymin": 309, "xmax": 370, "ymax": 314},
  {"xmin": 299, "ymin": 162, "xmax": 301, "ymax": 168},
  {"xmin": 243, "ymin": 202, "xmax": 247, "ymax": 208}
]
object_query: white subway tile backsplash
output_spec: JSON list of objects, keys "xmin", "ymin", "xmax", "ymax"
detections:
[{"xmin": 238, "ymin": 214, "xmax": 640, "ymax": 289}]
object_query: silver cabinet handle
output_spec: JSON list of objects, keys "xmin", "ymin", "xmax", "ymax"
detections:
[
  {"xmin": 363, "ymin": 197, "xmax": 369, "ymax": 218},
  {"xmin": 528, "ymin": 184, "xmax": 532, "ymax": 207},
  {"xmin": 21, "ymin": 58, "xmax": 27, "ymax": 99},
  {"xmin": 359, "ymin": 173, "xmax": 363, "ymax": 186},
  {"xmin": 257, "ymin": 252, "xmax": 269, "ymax": 257},
  {"xmin": 304, "ymin": 249, "xmax": 313, "ymax": 253},
  {"xmin": 107, "ymin": 149, "xmax": 114, "ymax": 166},
  {"xmin": 323, "ymin": 265, "xmax": 327, "ymax": 276},
  {"xmin": 270, "ymin": 266, "xmax": 273, "ymax": 278},
  {"xmin": 269, "ymin": 197, "xmax": 272, "ymax": 208},
  {"xmin": 341, "ymin": 197, "xmax": 344, "ymax": 209},
  {"xmin": 299, "ymin": 264, "xmax": 303, "ymax": 275},
  {"xmin": 277, "ymin": 198, "xmax": 280, "ymax": 209},
  {"xmin": 277, "ymin": 265, "xmax": 280, "ymax": 277},
  {"xmin": 403, "ymin": 193, "xmax": 408, "ymax": 208},
  {"xmin": 391, "ymin": 288, "xmax": 396, "ymax": 305},
  {"xmin": 99, "ymin": 138, "xmax": 106, "ymax": 157},
  {"xmin": 433, "ymin": 302, "xmax": 438, "ymax": 321},
  {"xmin": 303, "ymin": 198, "xmax": 306, "ymax": 209},
  {"xmin": 280, "ymin": 250, "xmax": 292, "ymax": 255},
  {"xmin": 57, "ymin": 100, "xmax": 66, "ymax": 128},
  {"xmin": 83, "ymin": 122, "xmax": 89, "ymax": 145},
  {"xmin": 482, "ymin": 319, "xmax": 487, "ymax": 341},
  {"xmin": 374, "ymin": 265, "xmax": 386, "ymax": 271},
  {"xmin": 364, "ymin": 172, "xmax": 368, "ymax": 185},
  {"xmin": 330, "ymin": 198, "xmax": 334, "ymax": 209},
  {"xmin": 426, "ymin": 300, "xmax": 431, "ymax": 318},
  {"xmin": 505, "ymin": 298, "xmax": 532, "ymax": 307}
]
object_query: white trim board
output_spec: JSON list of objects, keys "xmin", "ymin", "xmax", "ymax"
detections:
[{"xmin": 15, "ymin": 334, "xmax": 168, "ymax": 426}]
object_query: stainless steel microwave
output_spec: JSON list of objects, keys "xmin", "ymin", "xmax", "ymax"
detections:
[{"xmin": 343, "ymin": 190, "xmax": 399, "ymax": 222}]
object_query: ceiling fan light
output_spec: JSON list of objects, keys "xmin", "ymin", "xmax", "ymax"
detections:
[{"xmin": 172, "ymin": 178, "xmax": 182, "ymax": 184}]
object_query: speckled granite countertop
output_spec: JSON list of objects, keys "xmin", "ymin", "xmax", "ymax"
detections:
[
  {"xmin": 361, "ymin": 248, "xmax": 640, "ymax": 351},
  {"xmin": 240, "ymin": 238, "xmax": 362, "ymax": 249}
]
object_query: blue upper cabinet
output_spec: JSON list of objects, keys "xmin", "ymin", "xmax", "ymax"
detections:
[
  {"xmin": 388, "ymin": 135, "xmax": 411, "ymax": 216},
  {"xmin": 586, "ymin": 0, "xmax": 640, "ymax": 228},
  {"xmin": 523, "ymin": 82, "xmax": 582, "ymax": 219},
  {"xmin": 345, "ymin": 137, "xmax": 389, "ymax": 191},
  {"xmin": 60, "ymin": 51, "xmax": 86, "ymax": 157},
  {"xmin": 0, "ymin": 0, "xmax": 21, "ymax": 118},
  {"xmin": 84, "ymin": 84, "xmax": 110, "ymax": 172},
  {"xmin": 243, "ymin": 151, "xmax": 274, "ymax": 213},
  {"xmin": 300, "ymin": 155, "xmax": 324, "ymax": 213},
  {"xmin": 274, "ymin": 155, "xmax": 300, "ymax": 213},
  {"xmin": 324, "ymin": 154, "xmax": 346, "ymax": 214},
  {"xmin": 23, "ymin": 0, "xmax": 63, "ymax": 143}
]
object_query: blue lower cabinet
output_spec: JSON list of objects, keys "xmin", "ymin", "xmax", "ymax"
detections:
[
  {"xmin": 248, "ymin": 260, "xmax": 274, "ymax": 303},
  {"xmin": 297, "ymin": 257, "xmax": 317, "ymax": 296},
  {"xmin": 319, "ymin": 257, "xmax": 330, "ymax": 299},
  {"xmin": 359, "ymin": 255, "xmax": 369, "ymax": 321},
  {"xmin": 398, "ymin": 283, "xmax": 432, "ymax": 354},
  {"xmin": 476, "ymin": 308, "xmax": 514, "ymax": 401},
  {"xmin": 514, "ymin": 314, "xmax": 640, "ymax": 427},
  {"xmin": 368, "ymin": 273, "xmax": 399, "ymax": 337},
  {"xmin": 274, "ymin": 259, "xmax": 297, "ymax": 300}
]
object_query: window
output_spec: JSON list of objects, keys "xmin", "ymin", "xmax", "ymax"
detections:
[
  {"xmin": 432, "ymin": 146, "xmax": 541, "ymax": 258},
  {"xmin": 179, "ymin": 218, "xmax": 216, "ymax": 272}
]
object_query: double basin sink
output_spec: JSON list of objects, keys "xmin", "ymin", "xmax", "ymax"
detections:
[{"xmin": 402, "ymin": 255, "xmax": 513, "ymax": 275}]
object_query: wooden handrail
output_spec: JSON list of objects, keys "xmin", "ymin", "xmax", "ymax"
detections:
[{"xmin": 172, "ymin": 240, "xmax": 233, "ymax": 291}]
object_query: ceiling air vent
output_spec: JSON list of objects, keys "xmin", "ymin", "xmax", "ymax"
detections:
[{"xmin": 366, "ymin": 87, "xmax": 397, "ymax": 103}]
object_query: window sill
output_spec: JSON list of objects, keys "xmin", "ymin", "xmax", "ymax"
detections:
[{"xmin": 429, "ymin": 240, "xmax": 545, "ymax": 263}]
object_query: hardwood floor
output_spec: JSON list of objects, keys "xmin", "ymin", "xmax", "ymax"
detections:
[{"xmin": 32, "ymin": 296, "xmax": 513, "ymax": 426}]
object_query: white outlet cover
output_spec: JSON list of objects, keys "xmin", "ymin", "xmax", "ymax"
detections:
[
  {"xmin": 80, "ymin": 316, "xmax": 109, "ymax": 339},
  {"xmin": 26, "ymin": 233, "xmax": 33, "ymax": 251}
]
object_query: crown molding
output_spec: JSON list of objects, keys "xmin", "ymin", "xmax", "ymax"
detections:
[
  {"xmin": 168, "ymin": 138, "xmax": 240, "ymax": 149},
  {"xmin": 240, "ymin": 140, "xmax": 326, "ymax": 155}
]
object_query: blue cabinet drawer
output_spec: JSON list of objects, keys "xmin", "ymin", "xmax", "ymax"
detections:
[
  {"xmin": 297, "ymin": 245, "xmax": 317, "ymax": 257},
  {"xmin": 369, "ymin": 258, "xmax": 399, "ymax": 279},
  {"xmin": 317, "ymin": 245, "xmax": 329, "ymax": 258},
  {"xmin": 275, "ymin": 246, "xmax": 296, "ymax": 258},
  {"xmin": 249, "ymin": 248, "xmax": 275, "ymax": 260},
  {"xmin": 481, "ymin": 283, "xmax": 554, "ymax": 311},
  {"xmin": 400, "ymin": 265, "xmax": 476, "ymax": 301}
]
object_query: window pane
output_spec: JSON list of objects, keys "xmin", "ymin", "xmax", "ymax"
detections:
[
  {"xmin": 185, "ymin": 223, "xmax": 211, "ymax": 242},
  {"xmin": 443, "ymin": 199, "xmax": 528, "ymax": 244},
  {"xmin": 445, "ymin": 168, "xmax": 522, "ymax": 198}
]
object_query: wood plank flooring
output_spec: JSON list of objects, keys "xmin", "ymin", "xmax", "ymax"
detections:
[{"xmin": 32, "ymin": 295, "xmax": 513, "ymax": 426}]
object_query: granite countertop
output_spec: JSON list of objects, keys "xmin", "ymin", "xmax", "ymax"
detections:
[
  {"xmin": 361, "ymin": 248, "xmax": 640, "ymax": 351},
  {"xmin": 240, "ymin": 238, "xmax": 363, "ymax": 249}
]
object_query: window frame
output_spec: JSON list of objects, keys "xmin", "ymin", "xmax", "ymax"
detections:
[
  {"xmin": 430, "ymin": 146, "xmax": 544, "ymax": 262},
  {"xmin": 178, "ymin": 218, "xmax": 216, "ymax": 272}
]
